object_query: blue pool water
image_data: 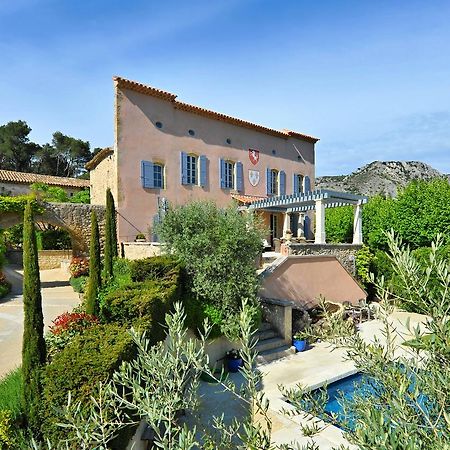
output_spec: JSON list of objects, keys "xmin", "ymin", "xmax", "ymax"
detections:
[
  {"xmin": 316, "ymin": 370, "xmax": 430, "ymax": 430},
  {"xmin": 320, "ymin": 373, "xmax": 375, "ymax": 429}
]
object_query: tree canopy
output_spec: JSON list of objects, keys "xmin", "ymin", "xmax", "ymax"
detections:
[
  {"xmin": 0, "ymin": 120, "xmax": 98, "ymax": 178},
  {"xmin": 325, "ymin": 179, "xmax": 450, "ymax": 251}
]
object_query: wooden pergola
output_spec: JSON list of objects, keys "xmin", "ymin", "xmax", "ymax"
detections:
[{"xmin": 247, "ymin": 189, "xmax": 368, "ymax": 244}]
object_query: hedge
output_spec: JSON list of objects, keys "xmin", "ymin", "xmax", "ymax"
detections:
[
  {"xmin": 41, "ymin": 323, "xmax": 136, "ymax": 445},
  {"xmin": 130, "ymin": 255, "xmax": 183, "ymax": 283}
]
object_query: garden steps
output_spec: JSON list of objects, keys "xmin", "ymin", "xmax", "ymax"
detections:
[
  {"xmin": 254, "ymin": 322, "xmax": 296, "ymax": 364},
  {"xmin": 256, "ymin": 345, "xmax": 296, "ymax": 364}
]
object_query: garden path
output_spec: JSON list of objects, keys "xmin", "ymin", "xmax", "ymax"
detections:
[{"xmin": 0, "ymin": 265, "xmax": 79, "ymax": 378}]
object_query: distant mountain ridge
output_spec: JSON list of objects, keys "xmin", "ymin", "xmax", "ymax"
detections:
[{"xmin": 316, "ymin": 161, "xmax": 445, "ymax": 197}]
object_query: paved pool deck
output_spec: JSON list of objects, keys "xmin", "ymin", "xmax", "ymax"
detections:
[{"xmin": 193, "ymin": 309, "xmax": 429, "ymax": 449}]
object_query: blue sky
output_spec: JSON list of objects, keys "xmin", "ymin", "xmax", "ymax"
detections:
[{"xmin": 1, "ymin": 0, "xmax": 449, "ymax": 176}]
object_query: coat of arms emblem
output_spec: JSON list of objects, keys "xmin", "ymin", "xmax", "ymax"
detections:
[
  {"xmin": 249, "ymin": 149, "xmax": 260, "ymax": 165},
  {"xmin": 248, "ymin": 170, "xmax": 260, "ymax": 187}
]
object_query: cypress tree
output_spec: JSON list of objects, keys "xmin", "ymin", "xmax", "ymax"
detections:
[
  {"xmin": 85, "ymin": 210, "xmax": 101, "ymax": 315},
  {"xmin": 104, "ymin": 189, "xmax": 117, "ymax": 279},
  {"xmin": 108, "ymin": 189, "xmax": 118, "ymax": 259},
  {"xmin": 22, "ymin": 201, "xmax": 46, "ymax": 432}
]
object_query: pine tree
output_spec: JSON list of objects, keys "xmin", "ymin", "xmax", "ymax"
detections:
[
  {"xmin": 104, "ymin": 189, "xmax": 117, "ymax": 280},
  {"xmin": 85, "ymin": 211, "xmax": 101, "ymax": 315},
  {"xmin": 22, "ymin": 201, "xmax": 46, "ymax": 432}
]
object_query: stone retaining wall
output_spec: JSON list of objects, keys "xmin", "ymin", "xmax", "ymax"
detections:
[
  {"xmin": 38, "ymin": 250, "xmax": 72, "ymax": 270},
  {"xmin": 282, "ymin": 243, "xmax": 362, "ymax": 275},
  {"xmin": 121, "ymin": 242, "xmax": 163, "ymax": 260}
]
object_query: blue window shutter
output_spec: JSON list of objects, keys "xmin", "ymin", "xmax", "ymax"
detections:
[
  {"xmin": 220, "ymin": 158, "xmax": 226, "ymax": 189},
  {"xmin": 266, "ymin": 168, "xmax": 271, "ymax": 195},
  {"xmin": 199, "ymin": 155, "xmax": 207, "ymax": 187},
  {"xmin": 279, "ymin": 170, "xmax": 286, "ymax": 195},
  {"xmin": 304, "ymin": 175, "xmax": 311, "ymax": 193},
  {"xmin": 141, "ymin": 160, "xmax": 154, "ymax": 188},
  {"xmin": 236, "ymin": 161, "xmax": 243, "ymax": 192},
  {"xmin": 180, "ymin": 152, "xmax": 187, "ymax": 185},
  {"xmin": 293, "ymin": 173, "xmax": 299, "ymax": 194}
]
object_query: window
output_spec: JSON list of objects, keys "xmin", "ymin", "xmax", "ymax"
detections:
[
  {"xmin": 293, "ymin": 173, "xmax": 304, "ymax": 194},
  {"xmin": 224, "ymin": 160, "xmax": 235, "ymax": 189},
  {"xmin": 188, "ymin": 129, "xmax": 195, "ymax": 136},
  {"xmin": 226, "ymin": 138, "xmax": 232, "ymax": 144},
  {"xmin": 186, "ymin": 154, "xmax": 197, "ymax": 185},
  {"xmin": 153, "ymin": 164, "xmax": 164, "ymax": 188},
  {"xmin": 155, "ymin": 121, "xmax": 163, "ymax": 129},
  {"xmin": 141, "ymin": 160, "xmax": 165, "ymax": 189},
  {"xmin": 270, "ymin": 169, "xmax": 279, "ymax": 195},
  {"xmin": 266, "ymin": 168, "xmax": 286, "ymax": 196}
]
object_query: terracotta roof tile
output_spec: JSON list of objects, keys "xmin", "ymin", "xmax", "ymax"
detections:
[
  {"xmin": 0, "ymin": 170, "xmax": 89, "ymax": 189},
  {"xmin": 231, "ymin": 193, "xmax": 267, "ymax": 205},
  {"xmin": 113, "ymin": 76, "xmax": 319, "ymax": 143}
]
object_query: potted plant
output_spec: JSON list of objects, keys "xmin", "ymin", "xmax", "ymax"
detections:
[
  {"xmin": 135, "ymin": 233, "xmax": 146, "ymax": 242},
  {"xmin": 225, "ymin": 349, "xmax": 242, "ymax": 373},
  {"xmin": 292, "ymin": 330, "xmax": 309, "ymax": 352}
]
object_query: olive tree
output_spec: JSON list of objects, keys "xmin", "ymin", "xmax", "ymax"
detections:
[{"xmin": 157, "ymin": 201, "xmax": 265, "ymax": 337}]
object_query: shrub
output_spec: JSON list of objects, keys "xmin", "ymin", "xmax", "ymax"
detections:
[
  {"xmin": 41, "ymin": 323, "xmax": 135, "ymax": 445},
  {"xmin": 130, "ymin": 255, "xmax": 182, "ymax": 283},
  {"xmin": 0, "ymin": 369, "xmax": 24, "ymax": 422},
  {"xmin": 0, "ymin": 272, "xmax": 11, "ymax": 299},
  {"xmin": 45, "ymin": 311, "xmax": 100, "ymax": 361},
  {"xmin": 69, "ymin": 257, "xmax": 89, "ymax": 278},
  {"xmin": 355, "ymin": 245, "xmax": 374, "ymax": 287},
  {"xmin": 0, "ymin": 410, "xmax": 15, "ymax": 448},
  {"xmin": 102, "ymin": 280, "xmax": 177, "ymax": 344},
  {"xmin": 69, "ymin": 275, "xmax": 87, "ymax": 293}
]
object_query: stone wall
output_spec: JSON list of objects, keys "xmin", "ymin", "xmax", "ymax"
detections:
[
  {"xmin": 121, "ymin": 242, "xmax": 163, "ymax": 260},
  {"xmin": 38, "ymin": 250, "xmax": 72, "ymax": 270},
  {"xmin": 0, "ymin": 203, "xmax": 106, "ymax": 256},
  {"xmin": 282, "ymin": 243, "xmax": 362, "ymax": 275},
  {"xmin": 6, "ymin": 249, "xmax": 72, "ymax": 270}
]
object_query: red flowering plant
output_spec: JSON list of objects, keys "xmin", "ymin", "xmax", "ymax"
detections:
[
  {"xmin": 69, "ymin": 257, "xmax": 89, "ymax": 278},
  {"xmin": 46, "ymin": 311, "xmax": 99, "ymax": 361}
]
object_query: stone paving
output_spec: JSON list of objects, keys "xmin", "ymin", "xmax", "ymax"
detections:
[
  {"xmin": 0, "ymin": 265, "xmax": 80, "ymax": 378},
  {"xmin": 192, "ymin": 309, "xmax": 429, "ymax": 449}
]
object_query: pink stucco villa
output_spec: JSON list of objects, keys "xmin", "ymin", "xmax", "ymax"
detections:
[{"xmin": 87, "ymin": 76, "xmax": 319, "ymax": 245}]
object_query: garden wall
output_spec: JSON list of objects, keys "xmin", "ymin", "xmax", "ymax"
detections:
[
  {"xmin": 6, "ymin": 250, "xmax": 71, "ymax": 270},
  {"xmin": 281, "ymin": 243, "xmax": 362, "ymax": 275},
  {"xmin": 121, "ymin": 242, "xmax": 163, "ymax": 260}
]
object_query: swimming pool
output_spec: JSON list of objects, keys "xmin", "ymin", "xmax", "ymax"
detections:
[{"xmin": 319, "ymin": 372, "xmax": 376, "ymax": 429}]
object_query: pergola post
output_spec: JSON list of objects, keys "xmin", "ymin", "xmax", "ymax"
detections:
[
  {"xmin": 314, "ymin": 199, "xmax": 326, "ymax": 244},
  {"xmin": 282, "ymin": 212, "xmax": 291, "ymax": 237},
  {"xmin": 353, "ymin": 201, "xmax": 363, "ymax": 245},
  {"xmin": 297, "ymin": 213, "xmax": 305, "ymax": 238}
]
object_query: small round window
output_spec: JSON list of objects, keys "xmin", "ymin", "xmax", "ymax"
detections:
[
  {"xmin": 188, "ymin": 129, "xmax": 195, "ymax": 136},
  {"xmin": 226, "ymin": 138, "xmax": 232, "ymax": 145},
  {"xmin": 155, "ymin": 121, "xmax": 162, "ymax": 129},
  {"xmin": 272, "ymin": 149, "xmax": 276, "ymax": 155}
]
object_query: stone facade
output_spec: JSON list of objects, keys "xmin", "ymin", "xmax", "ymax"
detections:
[
  {"xmin": 282, "ymin": 243, "xmax": 362, "ymax": 275},
  {"xmin": 38, "ymin": 250, "xmax": 72, "ymax": 270},
  {"xmin": 121, "ymin": 242, "xmax": 163, "ymax": 260},
  {"xmin": 0, "ymin": 203, "xmax": 106, "ymax": 256}
]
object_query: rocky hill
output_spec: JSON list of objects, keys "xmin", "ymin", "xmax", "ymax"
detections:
[{"xmin": 316, "ymin": 161, "xmax": 444, "ymax": 197}]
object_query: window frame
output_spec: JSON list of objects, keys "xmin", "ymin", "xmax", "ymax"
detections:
[
  {"xmin": 295, "ymin": 173, "xmax": 304, "ymax": 194},
  {"xmin": 153, "ymin": 163, "xmax": 164, "ymax": 189},
  {"xmin": 186, "ymin": 153, "xmax": 198, "ymax": 185},
  {"xmin": 270, "ymin": 169, "xmax": 279, "ymax": 195},
  {"xmin": 224, "ymin": 160, "xmax": 235, "ymax": 189}
]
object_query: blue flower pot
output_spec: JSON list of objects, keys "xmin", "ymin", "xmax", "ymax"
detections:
[
  {"xmin": 227, "ymin": 357, "xmax": 243, "ymax": 373},
  {"xmin": 293, "ymin": 339, "xmax": 307, "ymax": 352}
]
